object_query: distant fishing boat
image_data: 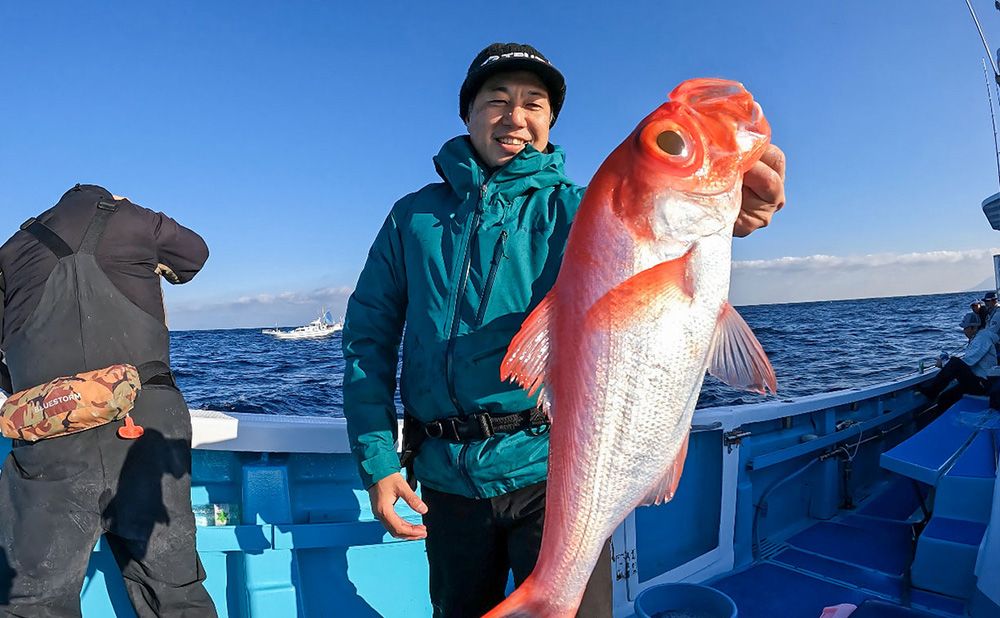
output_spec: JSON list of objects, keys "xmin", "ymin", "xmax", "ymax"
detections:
[{"xmin": 262, "ymin": 310, "xmax": 342, "ymax": 340}]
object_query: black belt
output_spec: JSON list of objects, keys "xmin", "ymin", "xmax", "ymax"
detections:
[
  {"xmin": 420, "ymin": 408, "xmax": 549, "ymax": 443},
  {"xmin": 399, "ymin": 408, "xmax": 548, "ymax": 490}
]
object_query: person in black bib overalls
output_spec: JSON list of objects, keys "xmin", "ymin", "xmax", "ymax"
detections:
[{"xmin": 0, "ymin": 184, "xmax": 217, "ymax": 617}]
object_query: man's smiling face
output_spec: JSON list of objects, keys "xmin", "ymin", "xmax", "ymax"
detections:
[{"xmin": 466, "ymin": 71, "xmax": 552, "ymax": 169}]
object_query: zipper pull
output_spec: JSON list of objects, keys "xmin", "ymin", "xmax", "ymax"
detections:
[
  {"xmin": 475, "ymin": 184, "xmax": 488, "ymax": 215},
  {"xmin": 494, "ymin": 230, "xmax": 508, "ymax": 264}
]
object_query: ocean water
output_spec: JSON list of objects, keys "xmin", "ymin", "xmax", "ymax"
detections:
[{"xmin": 170, "ymin": 291, "xmax": 983, "ymax": 417}]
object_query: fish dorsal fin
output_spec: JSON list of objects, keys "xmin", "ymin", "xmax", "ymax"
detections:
[
  {"xmin": 641, "ymin": 433, "xmax": 691, "ymax": 506},
  {"xmin": 708, "ymin": 302, "xmax": 777, "ymax": 394},
  {"xmin": 501, "ymin": 291, "xmax": 554, "ymax": 398},
  {"xmin": 585, "ymin": 250, "xmax": 694, "ymax": 331}
]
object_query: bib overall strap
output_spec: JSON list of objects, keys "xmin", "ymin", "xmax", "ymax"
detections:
[
  {"xmin": 0, "ymin": 357, "xmax": 11, "ymax": 394},
  {"xmin": 19, "ymin": 218, "xmax": 73, "ymax": 259},
  {"xmin": 136, "ymin": 360, "xmax": 176, "ymax": 388},
  {"xmin": 0, "ymin": 271, "xmax": 6, "ymax": 393},
  {"xmin": 77, "ymin": 200, "xmax": 119, "ymax": 255}
]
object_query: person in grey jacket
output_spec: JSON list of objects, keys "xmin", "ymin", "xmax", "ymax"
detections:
[
  {"xmin": 979, "ymin": 291, "xmax": 999, "ymax": 329},
  {"xmin": 919, "ymin": 311, "xmax": 998, "ymax": 411}
]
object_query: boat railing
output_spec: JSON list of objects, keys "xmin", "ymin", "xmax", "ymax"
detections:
[{"xmin": 186, "ymin": 367, "xmax": 937, "ymax": 455}]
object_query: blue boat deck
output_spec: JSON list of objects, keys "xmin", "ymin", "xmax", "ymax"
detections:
[
  {"xmin": 706, "ymin": 393, "xmax": 1000, "ymax": 618},
  {"xmin": 710, "ymin": 477, "xmax": 964, "ymax": 617}
]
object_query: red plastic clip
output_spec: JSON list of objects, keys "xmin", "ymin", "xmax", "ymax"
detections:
[{"xmin": 117, "ymin": 414, "xmax": 145, "ymax": 440}]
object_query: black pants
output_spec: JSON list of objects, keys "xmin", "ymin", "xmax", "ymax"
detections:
[
  {"xmin": 990, "ymin": 379, "xmax": 1000, "ymax": 410},
  {"xmin": 0, "ymin": 386, "xmax": 217, "ymax": 617},
  {"xmin": 922, "ymin": 357, "xmax": 989, "ymax": 411},
  {"xmin": 422, "ymin": 481, "xmax": 613, "ymax": 618}
]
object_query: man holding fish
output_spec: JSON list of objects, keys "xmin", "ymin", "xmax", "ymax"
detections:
[{"xmin": 342, "ymin": 42, "xmax": 786, "ymax": 617}]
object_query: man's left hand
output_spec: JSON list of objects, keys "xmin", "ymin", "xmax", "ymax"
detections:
[{"xmin": 734, "ymin": 144, "xmax": 786, "ymax": 238}]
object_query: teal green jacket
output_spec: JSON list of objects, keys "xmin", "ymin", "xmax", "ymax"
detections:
[{"xmin": 342, "ymin": 136, "xmax": 584, "ymax": 498}]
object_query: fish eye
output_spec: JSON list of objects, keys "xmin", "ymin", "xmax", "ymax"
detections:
[
  {"xmin": 639, "ymin": 118, "xmax": 702, "ymax": 174},
  {"xmin": 655, "ymin": 130, "xmax": 687, "ymax": 157}
]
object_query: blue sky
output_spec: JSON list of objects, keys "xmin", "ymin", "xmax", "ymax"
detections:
[{"xmin": 3, "ymin": 1, "xmax": 1000, "ymax": 329}]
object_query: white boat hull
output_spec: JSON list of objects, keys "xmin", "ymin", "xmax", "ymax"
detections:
[{"xmin": 264, "ymin": 328, "xmax": 340, "ymax": 340}]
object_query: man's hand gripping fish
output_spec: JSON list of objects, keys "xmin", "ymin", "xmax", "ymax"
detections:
[{"xmin": 485, "ymin": 78, "xmax": 777, "ymax": 618}]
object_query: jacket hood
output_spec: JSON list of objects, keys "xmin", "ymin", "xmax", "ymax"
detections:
[{"xmin": 433, "ymin": 136, "xmax": 572, "ymax": 201}]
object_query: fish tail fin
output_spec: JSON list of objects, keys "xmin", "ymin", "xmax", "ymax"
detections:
[
  {"xmin": 501, "ymin": 291, "xmax": 554, "ymax": 397},
  {"xmin": 482, "ymin": 577, "xmax": 578, "ymax": 618}
]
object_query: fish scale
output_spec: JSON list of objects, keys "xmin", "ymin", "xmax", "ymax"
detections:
[{"xmin": 487, "ymin": 78, "xmax": 777, "ymax": 617}]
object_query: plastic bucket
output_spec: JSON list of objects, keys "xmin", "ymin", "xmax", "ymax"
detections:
[{"xmin": 634, "ymin": 583, "xmax": 738, "ymax": 618}]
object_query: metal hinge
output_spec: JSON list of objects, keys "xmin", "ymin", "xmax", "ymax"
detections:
[
  {"xmin": 723, "ymin": 427, "xmax": 751, "ymax": 453},
  {"xmin": 613, "ymin": 549, "xmax": 635, "ymax": 581}
]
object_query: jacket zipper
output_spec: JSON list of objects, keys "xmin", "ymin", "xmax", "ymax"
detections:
[
  {"xmin": 445, "ymin": 184, "xmax": 487, "ymax": 416},
  {"xmin": 474, "ymin": 230, "xmax": 508, "ymax": 328}
]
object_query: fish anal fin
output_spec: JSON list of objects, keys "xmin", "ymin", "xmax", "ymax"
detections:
[
  {"xmin": 501, "ymin": 292, "xmax": 554, "ymax": 399},
  {"xmin": 482, "ymin": 574, "xmax": 578, "ymax": 618},
  {"xmin": 641, "ymin": 433, "xmax": 691, "ymax": 506},
  {"xmin": 585, "ymin": 250, "xmax": 693, "ymax": 331},
  {"xmin": 708, "ymin": 302, "xmax": 777, "ymax": 394}
]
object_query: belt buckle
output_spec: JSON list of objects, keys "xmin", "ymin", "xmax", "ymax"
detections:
[
  {"xmin": 424, "ymin": 418, "xmax": 463, "ymax": 441},
  {"xmin": 443, "ymin": 418, "xmax": 463, "ymax": 441},
  {"xmin": 424, "ymin": 420, "xmax": 445, "ymax": 439}
]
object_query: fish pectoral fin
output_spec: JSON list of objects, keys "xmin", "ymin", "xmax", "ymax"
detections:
[
  {"xmin": 501, "ymin": 291, "xmax": 554, "ymax": 398},
  {"xmin": 641, "ymin": 433, "xmax": 691, "ymax": 506},
  {"xmin": 585, "ymin": 250, "xmax": 693, "ymax": 331},
  {"xmin": 707, "ymin": 302, "xmax": 777, "ymax": 394}
]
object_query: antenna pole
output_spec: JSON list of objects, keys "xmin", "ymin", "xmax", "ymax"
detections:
[
  {"xmin": 986, "ymin": 59, "xmax": 1000, "ymax": 191},
  {"xmin": 967, "ymin": 0, "xmax": 1000, "ymax": 79}
]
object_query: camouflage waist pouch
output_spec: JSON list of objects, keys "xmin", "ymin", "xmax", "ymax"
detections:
[{"xmin": 0, "ymin": 364, "xmax": 143, "ymax": 442}]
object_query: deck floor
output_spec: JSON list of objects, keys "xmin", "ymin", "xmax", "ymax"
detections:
[{"xmin": 708, "ymin": 478, "xmax": 968, "ymax": 618}]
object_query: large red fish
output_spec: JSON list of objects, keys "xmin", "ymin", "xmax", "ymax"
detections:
[{"xmin": 485, "ymin": 78, "xmax": 777, "ymax": 617}]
